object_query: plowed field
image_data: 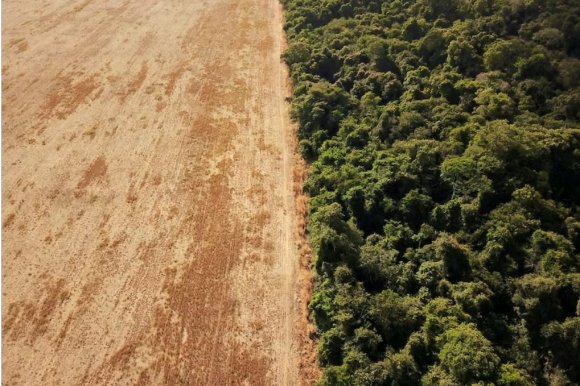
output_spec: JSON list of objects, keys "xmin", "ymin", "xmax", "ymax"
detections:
[{"xmin": 2, "ymin": 0, "xmax": 312, "ymax": 384}]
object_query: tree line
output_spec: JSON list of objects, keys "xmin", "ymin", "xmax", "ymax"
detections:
[{"xmin": 281, "ymin": 0, "xmax": 580, "ymax": 384}]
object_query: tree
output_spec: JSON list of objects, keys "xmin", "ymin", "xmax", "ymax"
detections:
[
  {"xmin": 532, "ymin": 28, "xmax": 565, "ymax": 50},
  {"xmin": 497, "ymin": 363, "xmax": 534, "ymax": 386},
  {"xmin": 440, "ymin": 156, "xmax": 492, "ymax": 199},
  {"xmin": 283, "ymin": 41, "xmax": 311, "ymax": 65},
  {"xmin": 452, "ymin": 281, "xmax": 493, "ymax": 318},
  {"xmin": 434, "ymin": 234, "xmax": 472, "ymax": 283},
  {"xmin": 557, "ymin": 58, "xmax": 580, "ymax": 89},
  {"xmin": 319, "ymin": 327, "xmax": 345, "ymax": 366},
  {"xmin": 438, "ymin": 323, "xmax": 501, "ymax": 384},
  {"xmin": 419, "ymin": 29, "xmax": 448, "ymax": 67},
  {"xmin": 369, "ymin": 290, "xmax": 424, "ymax": 348},
  {"xmin": 528, "ymin": 230, "xmax": 577, "ymax": 274},
  {"xmin": 474, "ymin": 88, "xmax": 516, "ymax": 120},
  {"xmin": 483, "ymin": 39, "xmax": 530, "ymax": 73},
  {"xmin": 353, "ymin": 349, "xmax": 420, "ymax": 386},
  {"xmin": 421, "ymin": 365, "xmax": 461, "ymax": 386},
  {"xmin": 541, "ymin": 317, "xmax": 580, "ymax": 381},
  {"xmin": 310, "ymin": 203, "xmax": 363, "ymax": 268},
  {"xmin": 512, "ymin": 275, "xmax": 561, "ymax": 328},
  {"xmin": 447, "ymin": 39, "xmax": 481, "ymax": 76}
]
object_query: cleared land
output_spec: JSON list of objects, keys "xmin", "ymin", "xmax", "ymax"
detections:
[{"xmin": 2, "ymin": 0, "xmax": 311, "ymax": 384}]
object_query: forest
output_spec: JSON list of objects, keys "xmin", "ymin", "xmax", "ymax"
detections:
[{"xmin": 281, "ymin": 0, "xmax": 580, "ymax": 384}]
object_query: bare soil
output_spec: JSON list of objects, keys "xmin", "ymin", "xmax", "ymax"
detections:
[{"xmin": 2, "ymin": 0, "xmax": 316, "ymax": 384}]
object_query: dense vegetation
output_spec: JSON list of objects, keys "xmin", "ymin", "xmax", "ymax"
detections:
[{"xmin": 281, "ymin": 0, "xmax": 580, "ymax": 384}]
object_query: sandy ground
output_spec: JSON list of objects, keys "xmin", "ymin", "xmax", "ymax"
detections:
[{"xmin": 2, "ymin": 0, "xmax": 315, "ymax": 384}]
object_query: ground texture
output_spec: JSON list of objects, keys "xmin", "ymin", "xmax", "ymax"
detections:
[{"xmin": 2, "ymin": 0, "xmax": 313, "ymax": 384}]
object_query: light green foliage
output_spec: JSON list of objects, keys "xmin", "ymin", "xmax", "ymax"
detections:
[
  {"xmin": 483, "ymin": 39, "xmax": 531, "ymax": 73},
  {"xmin": 474, "ymin": 89, "xmax": 516, "ymax": 120},
  {"xmin": 451, "ymin": 281, "xmax": 493, "ymax": 317},
  {"xmin": 438, "ymin": 324, "xmax": 500, "ymax": 383},
  {"xmin": 497, "ymin": 363, "xmax": 534, "ymax": 386}
]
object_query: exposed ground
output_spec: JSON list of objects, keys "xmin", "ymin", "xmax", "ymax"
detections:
[{"xmin": 2, "ymin": 0, "xmax": 315, "ymax": 384}]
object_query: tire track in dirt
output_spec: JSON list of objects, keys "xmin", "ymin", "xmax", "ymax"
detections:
[{"xmin": 2, "ymin": 0, "xmax": 316, "ymax": 384}]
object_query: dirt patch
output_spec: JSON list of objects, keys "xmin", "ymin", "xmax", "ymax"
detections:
[
  {"xmin": 121, "ymin": 61, "xmax": 148, "ymax": 103},
  {"xmin": 77, "ymin": 156, "xmax": 107, "ymax": 190},
  {"xmin": 42, "ymin": 74, "xmax": 101, "ymax": 120}
]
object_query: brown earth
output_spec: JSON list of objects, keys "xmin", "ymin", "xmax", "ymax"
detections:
[{"xmin": 2, "ymin": 0, "xmax": 317, "ymax": 384}]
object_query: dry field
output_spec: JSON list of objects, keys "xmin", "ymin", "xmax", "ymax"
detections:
[{"xmin": 2, "ymin": 0, "xmax": 314, "ymax": 384}]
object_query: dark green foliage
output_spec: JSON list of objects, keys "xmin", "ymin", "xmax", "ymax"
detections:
[{"xmin": 281, "ymin": 0, "xmax": 580, "ymax": 384}]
